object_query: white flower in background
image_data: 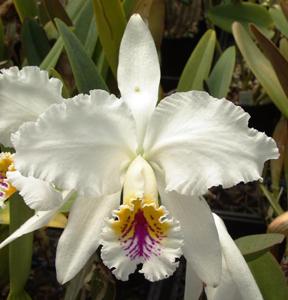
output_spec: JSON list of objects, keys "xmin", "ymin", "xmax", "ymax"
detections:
[
  {"xmin": 0, "ymin": 67, "xmax": 68, "ymax": 215},
  {"xmin": 0, "ymin": 14, "xmax": 278, "ymax": 299}
]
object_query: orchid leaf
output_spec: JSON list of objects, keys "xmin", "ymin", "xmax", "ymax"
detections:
[
  {"xmin": 0, "ymin": 225, "xmax": 9, "ymax": 286},
  {"xmin": 43, "ymin": 0, "xmax": 72, "ymax": 26},
  {"xmin": 250, "ymin": 24, "xmax": 288, "ymax": 98},
  {"xmin": 232, "ymin": 22, "xmax": 288, "ymax": 118},
  {"xmin": 12, "ymin": 0, "xmax": 37, "ymax": 23},
  {"xmin": 148, "ymin": 0, "xmax": 165, "ymax": 50},
  {"xmin": 280, "ymin": 0, "xmax": 288, "ymax": 21},
  {"xmin": 123, "ymin": 0, "xmax": 137, "ymax": 17},
  {"xmin": 247, "ymin": 252, "xmax": 288, "ymax": 300},
  {"xmin": 21, "ymin": 19, "xmax": 51, "ymax": 66},
  {"xmin": 207, "ymin": 3, "xmax": 273, "ymax": 36},
  {"xmin": 93, "ymin": 0, "xmax": 126, "ymax": 76},
  {"xmin": 235, "ymin": 233, "xmax": 284, "ymax": 260},
  {"xmin": 177, "ymin": 29, "xmax": 216, "ymax": 92},
  {"xmin": 66, "ymin": 0, "xmax": 88, "ymax": 19},
  {"xmin": 270, "ymin": 6, "xmax": 288, "ymax": 39},
  {"xmin": 271, "ymin": 117, "xmax": 288, "ymax": 194},
  {"xmin": 39, "ymin": 37, "xmax": 63, "ymax": 71},
  {"xmin": 40, "ymin": 0, "xmax": 95, "ymax": 71},
  {"xmin": 280, "ymin": 38, "xmax": 288, "ymax": 61},
  {"xmin": 55, "ymin": 18, "xmax": 107, "ymax": 93},
  {"xmin": 8, "ymin": 193, "xmax": 33, "ymax": 300},
  {"xmin": 207, "ymin": 46, "xmax": 235, "ymax": 98}
]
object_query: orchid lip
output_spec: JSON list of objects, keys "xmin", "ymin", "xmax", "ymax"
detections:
[{"xmin": 100, "ymin": 196, "xmax": 183, "ymax": 282}]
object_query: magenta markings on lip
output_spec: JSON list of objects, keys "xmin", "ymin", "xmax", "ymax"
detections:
[
  {"xmin": 0, "ymin": 182, "xmax": 8, "ymax": 189},
  {"xmin": 121, "ymin": 209, "xmax": 162, "ymax": 261}
]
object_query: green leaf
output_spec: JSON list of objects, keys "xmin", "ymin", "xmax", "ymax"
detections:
[
  {"xmin": 280, "ymin": 37, "xmax": 288, "ymax": 61},
  {"xmin": 8, "ymin": 193, "xmax": 33, "ymax": 300},
  {"xmin": 271, "ymin": 117, "xmax": 288, "ymax": 194},
  {"xmin": 247, "ymin": 252, "xmax": 288, "ymax": 300},
  {"xmin": 74, "ymin": 0, "xmax": 98, "ymax": 57},
  {"xmin": 21, "ymin": 19, "xmax": 51, "ymax": 66},
  {"xmin": 55, "ymin": 18, "xmax": 107, "ymax": 93},
  {"xmin": 44, "ymin": 0, "xmax": 72, "ymax": 26},
  {"xmin": 12, "ymin": 0, "xmax": 37, "ymax": 23},
  {"xmin": 280, "ymin": 0, "xmax": 288, "ymax": 21},
  {"xmin": 123, "ymin": 0, "xmax": 137, "ymax": 17},
  {"xmin": 177, "ymin": 29, "xmax": 216, "ymax": 92},
  {"xmin": 40, "ymin": 0, "xmax": 96, "ymax": 71},
  {"xmin": 39, "ymin": 37, "xmax": 63, "ymax": 71},
  {"xmin": 235, "ymin": 233, "xmax": 284, "ymax": 259},
  {"xmin": 207, "ymin": 46, "xmax": 235, "ymax": 98},
  {"xmin": 270, "ymin": 6, "xmax": 288, "ymax": 39},
  {"xmin": 0, "ymin": 225, "xmax": 9, "ymax": 286},
  {"xmin": 232, "ymin": 22, "xmax": 288, "ymax": 118},
  {"xmin": 250, "ymin": 24, "xmax": 288, "ymax": 99},
  {"xmin": 93, "ymin": 0, "xmax": 126, "ymax": 76},
  {"xmin": 207, "ymin": 3, "xmax": 273, "ymax": 36}
]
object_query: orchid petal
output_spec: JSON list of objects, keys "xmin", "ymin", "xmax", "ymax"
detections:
[
  {"xmin": 0, "ymin": 66, "xmax": 63, "ymax": 147},
  {"xmin": 0, "ymin": 209, "xmax": 58, "ymax": 249},
  {"xmin": 56, "ymin": 192, "xmax": 120, "ymax": 284},
  {"xmin": 185, "ymin": 261, "xmax": 204, "ymax": 300},
  {"xmin": 205, "ymin": 257, "xmax": 242, "ymax": 300},
  {"xmin": 208, "ymin": 214, "xmax": 263, "ymax": 300},
  {"xmin": 144, "ymin": 91, "xmax": 278, "ymax": 197},
  {"xmin": 12, "ymin": 90, "xmax": 137, "ymax": 197},
  {"xmin": 159, "ymin": 183, "xmax": 221, "ymax": 287},
  {"xmin": 117, "ymin": 14, "xmax": 160, "ymax": 143},
  {"xmin": 7, "ymin": 171, "xmax": 63, "ymax": 211}
]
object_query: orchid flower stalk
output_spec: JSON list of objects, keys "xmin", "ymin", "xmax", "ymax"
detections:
[{"xmin": 0, "ymin": 14, "xmax": 278, "ymax": 299}]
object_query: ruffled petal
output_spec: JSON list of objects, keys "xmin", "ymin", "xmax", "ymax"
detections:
[
  {"xmin": 0, "ymin": 209, "xmax": 58, "ymax": 249},
  {"xmin": 208, "ymin": 214, "xmax": 263, "ymax": 300},
  {"xmin": 101, "ymin": 198, "xmax": 183, "ymax": 281},
  {"xmin": 144, "ymin": 91, "xmax": 279, "ymax": 197},
  {"xmin": 158, "ymin": 183, "xmax": 221, "ymax": 287},
  {"xmin": 56, "ymin": 192, "xmax": 120, "ymax": 284},
  {"xmin": 0, "ymin": 190, "xmax": 70, "ymax": 249},
  {"xmin": 185, "ymin": 261, "xmax": 204, "ymax": 300},
  {"xmin": 117, "ymin": 14, "xmax": 160, "ymax": 143},
  {"xmin": 7, "ymin": 171, "xmax": 63, "ymax": 211},
  {"xmin": 0, "ymin": 66, "xmax": 63, "ymax": 147},
  {"xmin": 12, "ymin": 90, "xmax": 137, "ymax": 197}
]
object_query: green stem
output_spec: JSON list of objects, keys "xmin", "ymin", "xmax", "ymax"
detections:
[
  {"xmin": 7, "ymin": 193, "xmax": 33, "ymax": 300},
  {"xmin": 260, "ymin": 184, "xmax": 284, "ymax": 217}
]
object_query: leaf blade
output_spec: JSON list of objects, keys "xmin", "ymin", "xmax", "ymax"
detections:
[
  {"xmin": 232, "ymin": 22, "xmax": 288, "ymax": 118},
  {"xmin": 177, "ymin": 29, "xmax": 216, "ymax": 92},
  {"xmin": 93, "ymin": 0, "xmax": 126, "ymax": 76},
  {"xmin": 207, "ymin": 46, "xmax": 235, "ymax": 98},
  {"xmin": 55, "ymin": 18, "xmax": 107, "ymax": 93}
]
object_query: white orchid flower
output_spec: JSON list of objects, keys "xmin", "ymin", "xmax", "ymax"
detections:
[
  {"xmin": 207, "ymin": 214, "xmax": 263, "ymax": 300},
  {"xmin": 0, "ymin": 14, "xmax": 278, "ymax": 296},
  {"xmin": 0, "ymin": 66, "xmax": 70, "ymax": 210},
  {"xmin": 186, "ymin": 213, "xmax": 263, "ymax": 300}
]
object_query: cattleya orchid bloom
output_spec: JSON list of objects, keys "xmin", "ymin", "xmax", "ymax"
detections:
[
  {"xmin": 0, "ymin": 14, "xmax": 278, "ymax": 299},
  {"xmin": 0, "ymin": 67, "xmax": 68, "ymax": 211}
]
